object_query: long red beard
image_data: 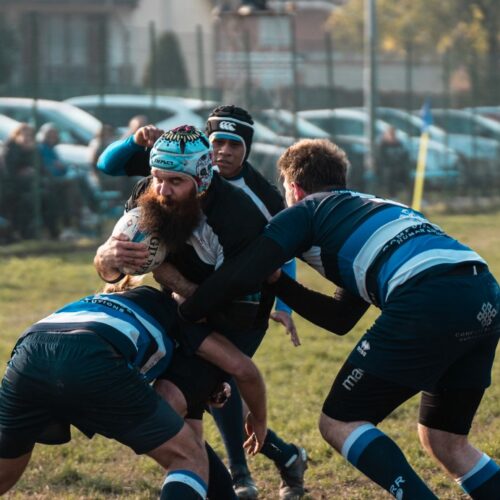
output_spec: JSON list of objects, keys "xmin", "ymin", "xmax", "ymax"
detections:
[{"xmin": 136, "ymin": 186, "xmax": 202, "ymax": 253}]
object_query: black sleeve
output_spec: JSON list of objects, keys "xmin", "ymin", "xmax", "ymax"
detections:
[
  {"xmin": 123, "ymin": 150, "xmax": 152, "ymax": 177},
  {"xmin": 265, "ymin": 273, "xmax": 370, "ymax": 335},
  {"xmin": 180, "ymin": 235, "xmax": 288, "ymax": 322}
]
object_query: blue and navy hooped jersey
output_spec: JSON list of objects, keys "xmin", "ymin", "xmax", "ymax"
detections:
[
  {"xmin": 26, "ymin": 286, "xmax": 176, "ymax": 382},
  {"xmin": 265, "ymin": 190, "xmax": 486, "ymax": 307}
]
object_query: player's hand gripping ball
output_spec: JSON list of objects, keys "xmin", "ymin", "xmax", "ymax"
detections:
[{"xmin": 112, "ymin": 207, "xmax": 167, "ymax": 275}]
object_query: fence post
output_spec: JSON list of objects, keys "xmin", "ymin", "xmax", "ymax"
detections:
[
  {"xmin": 325, "ymin": 32, "xmax": 335, "ymax": 110},
  {"xmin": 196, "ymin": 25, "xmax": 206, "ymax": 101},
  {"xmin": 149, "ymin": 22, "xmax": 157, "ymax": 111},
  {"xmin": 243, "ymin": 29, "xmax": 253, "ymax": 111},
  {"xmin": 289, "ymin": 13, "xmax": 299, "ymax": 139},
  {"xmin": 405, "ymin": 38, "xmax": 413, "ymax": 130},
  {"xmin": 98, "ymin": 16, "xmax": 108, "ymax": 112},
  {"xmin": 29, "ymin": 12, "xmax": 43, "ymax": 238}
]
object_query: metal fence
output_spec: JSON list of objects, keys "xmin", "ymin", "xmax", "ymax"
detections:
[{"xmin": 0, "ymin": 10, "xmax": 499, "ymax": 241}]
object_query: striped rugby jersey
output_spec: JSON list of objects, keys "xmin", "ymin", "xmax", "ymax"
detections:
[
  {"xmin": 265, "ymin": 190, "xmax": 486, "ymax": 307},
  {"xmin": 24, "ymin": 286, "xmax": 176, "ymax": 382}
]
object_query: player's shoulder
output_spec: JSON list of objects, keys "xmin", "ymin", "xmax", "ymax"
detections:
[
  {"xmin": 203, "ymin": 172, "xmax": 267, "ymax": 236},
  {"xmin": 243, "ymin": 162, "xmax": 284, "ymax": 209},
  {"xmin": 207, "ymin": 172, "xmax": 265, "ymax": 217}
]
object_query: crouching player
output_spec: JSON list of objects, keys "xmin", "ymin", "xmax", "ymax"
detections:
[{"xmin": 0, "ymin": 280, "xmax": 266, "ymax": 499}]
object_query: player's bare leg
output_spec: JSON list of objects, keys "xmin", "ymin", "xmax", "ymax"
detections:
[{"xmin": 0, "ymin": 452, "xmax": 32, "ymax": 495}]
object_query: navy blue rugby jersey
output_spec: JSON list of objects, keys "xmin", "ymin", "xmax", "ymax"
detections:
[
  {"xmin": 24, "ymin": 286, "xmax": 176, "ymax": 382},
  {"xmin": 180, "ymin": 189, "xmax": 487, "ymax": 321},
  {"xmin": 264, "ymin": 190, "xmax": 485, "ymax": 306}
]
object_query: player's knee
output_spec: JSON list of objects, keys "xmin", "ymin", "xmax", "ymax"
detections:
[
  {"xmin": 318, "ymin": 413, "xmax": 342, "ymax": 450},
  {"xmin": 418, "ymin": 424, "xmax": 469, "ymax": 463}
]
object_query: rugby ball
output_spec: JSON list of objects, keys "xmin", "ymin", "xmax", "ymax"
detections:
[{"xmin": 111, "ymin": 207, "xmax": 167, "ymax": 275}]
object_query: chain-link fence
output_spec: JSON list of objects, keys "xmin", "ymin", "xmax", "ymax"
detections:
[{"xmin": 0, "ymin": 9, "xmax": 499, "ymax": 241}]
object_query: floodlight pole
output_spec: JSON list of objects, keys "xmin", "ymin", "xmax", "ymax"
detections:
[{"xmin": 364, "ymin": 0, "xmax": 377, "ymax": 188}]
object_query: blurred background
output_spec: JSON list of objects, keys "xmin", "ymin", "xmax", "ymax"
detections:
[{"xmin": 0, "ymin": 0, "xmax": 499, "ymax": 242}]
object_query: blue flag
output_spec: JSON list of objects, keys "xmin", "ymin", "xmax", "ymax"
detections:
[{"xmin": 420, "ymin": 99, "xmax": 433, "ymax": 133}]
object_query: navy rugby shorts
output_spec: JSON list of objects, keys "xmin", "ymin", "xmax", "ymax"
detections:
[
  {"xmin": 347, "ymin": 264, "xmax": 500, "ymax": 391},
  {"xmin": 0, "ymin": 331, "xmax": 183, "ymax": 458}
]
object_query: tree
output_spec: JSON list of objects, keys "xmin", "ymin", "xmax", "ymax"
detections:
[
  {"xmin": 0, "ymin": 19, "xmax": 18, "ymax": 86},
  {"xmin": 143, "ymin": 31, "xmax": 189, "ymax": 89},
  {"xmin": 328, "ymin": 0, "xmax": 500, "ymax": 103}
]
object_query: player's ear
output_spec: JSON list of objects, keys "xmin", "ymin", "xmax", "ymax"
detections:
[{"xmin": 292, "ymin": 182, "xmax": 307, "ymax": 201}]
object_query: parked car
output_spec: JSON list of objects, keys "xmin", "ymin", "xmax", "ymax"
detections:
[
  {"xmin": 0, "ymin": 98, "xmax": 102, "ymax": 146},
  {"xmin": 66, "ymin": 94, "xmax": 294, "ymax": 147},
  {"xmin": 0, "ymin": 112, "xmax": 94, "ymax": 175},
  {"xmin": 431, "ymin": 109, "xmax": 500, "ymax": 141},
  {"xmin": 464, "ymin": 106, "xmax": 500, "ymax": 123},
  {"xmin": 65, "ymin": 94, "xmax": 206, "ymax": 135},
  {"xmin": 298, "ymin": 108, "xmax": 409, "ymax": 144},
  {"xmin": 376, "ymin": 106, "xmax": 498, "ymax": 163},
  {"xmin": 419, "ymin": 109, "xmax": 500, "ymax": 163},
  {"xmin": 255, "ymin": 109, "xmax": 331, "ymax": 139}
]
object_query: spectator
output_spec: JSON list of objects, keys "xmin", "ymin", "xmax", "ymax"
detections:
[
  {"xmin": 1, "ymin": 123, "xmax": 37, "ymax": 239},
  {"xmin": 377, "ymin": 126, "xmax": 410, "ymax": 198},
  {"xmin": 37, "ymin": 122, "xmax": 97, "ymax": 239},
  {"xmin": 122, "ymin": 114, "xmax": 149, "ymax": 138}
]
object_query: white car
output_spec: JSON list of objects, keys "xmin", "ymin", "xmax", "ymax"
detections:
[
  {"xmin": 65, "ymin": 94, "xmax": 294, "ymax": 147},
  {"xmin": 256, "ymin": 109, "xmax": 331, "ymax": 139},
  {"xmin": 65, "ymin": 94, "xmax": 206, "ymax": 134},
  {"xmin": 0, "ymin": 98, "xmax": 102, "ymax": 146},
  {"xmin": 0, "ymin": 112, "xmax": 92, "ymax": 173},
  {"xmin": 298, "ymin": 108, "xmax": 409, "ymax": 144}
]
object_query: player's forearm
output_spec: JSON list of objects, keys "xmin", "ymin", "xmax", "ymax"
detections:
[
  {"xmin": 180, "ymin": 236, "xmax": 286, "ymax": 322},
  {"xmin": 266, "ymin": 273, "xmax": 369, "ymax": 335},
  {"xmin": 233, "ymin": 361, "xmax": 267, "ymax": 427},
  {"xmin": 153, "ymin": 262, "xmax": 198, "ymax": 297},
  {"xmin": 196, "ymin": 332, "xmax": 266, "ymax": 425}
]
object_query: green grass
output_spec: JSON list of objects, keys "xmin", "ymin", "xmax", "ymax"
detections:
[{"xmin": 1, "ymin": 211, "xmax": 499, "ymax": 499}]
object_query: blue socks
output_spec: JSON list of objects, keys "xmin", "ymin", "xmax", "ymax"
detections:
[
  {"xmin": 160, "ymin": 470, "xmax": 207, "ymax": 499},
  {"xmin": 456, "ymin": 453, "xmax": 500, "ymax": 499},
  {"xmin": 342, "ymin": 423, "xmax": 437, "ymax": 499}
]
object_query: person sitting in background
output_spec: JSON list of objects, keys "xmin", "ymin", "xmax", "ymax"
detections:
[
  {"xmin": 36, "ymin": 123, "xmax": 77, "ymax": 239},
  {"xmin": 1, "ymin": 123, "xmax": 37, "ymax": 239},
  {"xmin": 37, "ymin": 123, "xmax": 103, "ymax": 239}
]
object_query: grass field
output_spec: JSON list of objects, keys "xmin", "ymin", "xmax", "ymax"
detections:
[{"xmin": 1, "ymin": 211, "xmax": 499, "ymax": 499}]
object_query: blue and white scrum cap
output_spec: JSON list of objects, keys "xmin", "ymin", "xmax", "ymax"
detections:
[
  {"xmin": 150, "ymin": 125, "xmax": 214, "ymax": 193},
  {"xmin": 206, "ymin": 105, "xmax": 254, "ymax": 161}
]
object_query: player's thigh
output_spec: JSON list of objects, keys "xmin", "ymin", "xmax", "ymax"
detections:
[{"xmin": 322, "ymin": 360, "xmax": 418, "ymax": 425}]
